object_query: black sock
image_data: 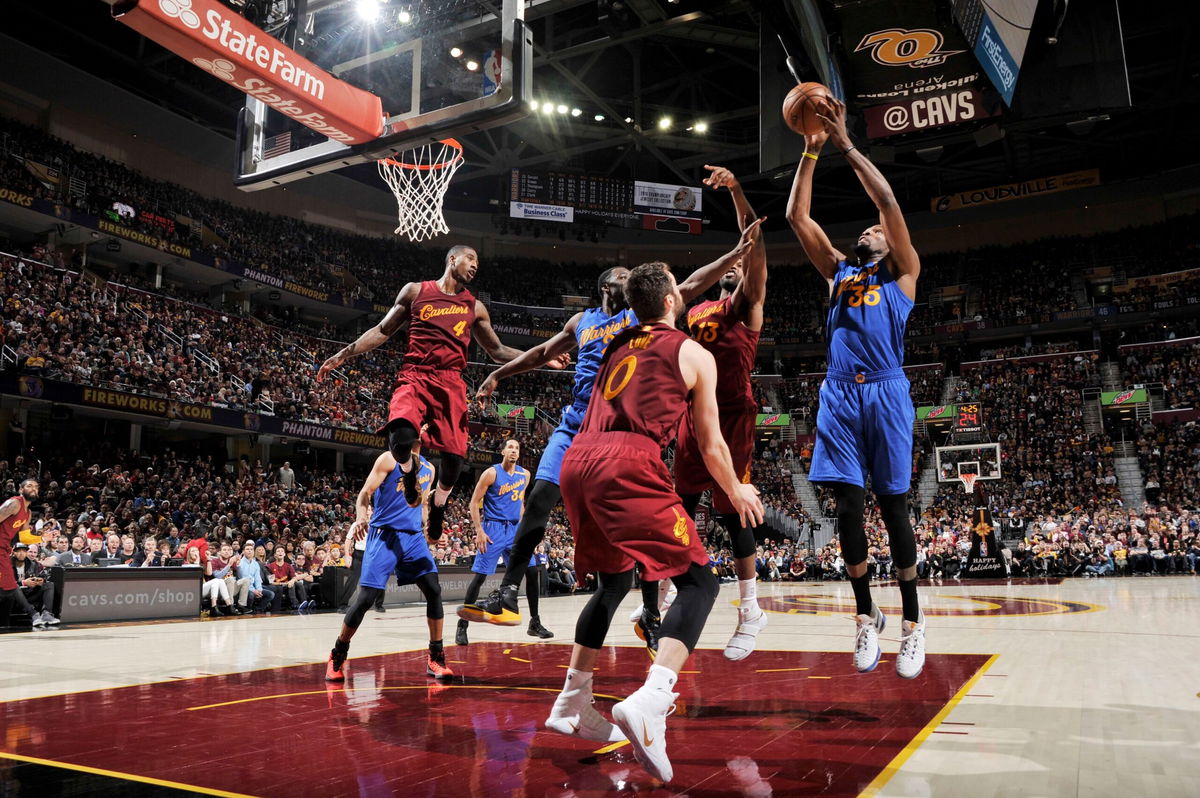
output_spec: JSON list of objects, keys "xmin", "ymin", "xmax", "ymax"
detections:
[
  {"xmin": 333, "ymin": 638, "xmax": 350, "ymax": 654},
  {"xmin": 429, "ymin": 640, "xmax": 443, "ymax": 655},
  {"xmin": 526, "ymin": 576, "xmax": 540, "ymax": 618},
  {"xmin": 849, "ymin": 573, "xmax": 873, "ymax": 616},
  {"xmin": 898, "ymin": 577, "xmax": 920, "ymax": 623}
]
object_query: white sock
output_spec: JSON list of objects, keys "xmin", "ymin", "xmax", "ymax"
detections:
[
  {"xmin": 644, "ymin": 663, "xmax": 678, "ymax": 694},
  {"xmin": 433, "ymin": 486, "xmax": 451, "ymax": 506},
  {"xmin": 564, "ymin": 667, "xmax": 593, "ymax": 692},
  {"xmin": 738, "ymin": 578, "xmax": 759, "ymax": 613}
]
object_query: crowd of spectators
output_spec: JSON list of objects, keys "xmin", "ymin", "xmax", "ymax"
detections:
[
  {"xmin": 1137, "ymin": 419, "xmax": 1200, "ymax": 512},
  {"xmin": 1121, "ymin": 338, "xmax": 1200, "ymax": 409}
]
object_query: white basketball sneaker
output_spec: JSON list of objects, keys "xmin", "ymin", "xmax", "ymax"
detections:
[
  {"xmin": 853, "ymin": 606, "xmax": 886, "ymax": 673},
  {"xmin": 546, "ymin": 682, "xmax": 626, "ymax": 742},
  {"xmin": 611, "ymin": 686, "xmax": 678, "ymax": 784},
  {"xmin": 896, "ymin": 610, "xmax": 926, "ymax": 679},
  {"xmin": 723, "ymin": 606, "xmax": 769, "ymax": 661}
]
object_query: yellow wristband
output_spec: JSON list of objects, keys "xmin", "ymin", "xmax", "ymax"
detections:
[{"xmin": 803, "ymin": 152, "xmax": 819, "ymax": 162}]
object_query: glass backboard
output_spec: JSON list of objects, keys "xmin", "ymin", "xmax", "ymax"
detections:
[{"xmin": 935, "ymin": 443, "xmax": 1002, "ymax": 483}]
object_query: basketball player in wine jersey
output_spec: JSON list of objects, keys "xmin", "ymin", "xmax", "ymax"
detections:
[
  {"xmin": 786, "ymin": 98, "xmax": 925, "ymax": 678},
  {"xmin": 318, "ymin": 246, "xmax": 567, "ymax": 540},
  {"xmin": 456, "ymin": 222, "xmax": 764, "ymax": 637},
  {"xmin": 672, "ymin": 163, "xmax": 769, "ymax": 661},
  {"xmin": 545, "ymin": 263, "xmax": 765, "ymax": 784},
  {"xmin": 0, "ymin": 478, "xmax": 40, "ymax": 618}
]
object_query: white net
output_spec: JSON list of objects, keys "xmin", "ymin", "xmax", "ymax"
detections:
[
  {"xmin": 377, "ymin": 139, "xmax": 464, "ymax": 242},
  {"xmin": 959, "ymin": 473, "xmax": 978, "ymax": 494}
]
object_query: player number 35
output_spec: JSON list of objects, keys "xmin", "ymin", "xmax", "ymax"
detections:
[{"xmin": 845, "ymin": 284, "xmax": 881, "ymax": 307}]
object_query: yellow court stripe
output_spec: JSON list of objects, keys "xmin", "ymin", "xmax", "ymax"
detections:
[
  {"xmin": 859, "ymin": 653, "xmax": 999, "ymax": 798},
  {"xmin": 511, "ymin": 657, "xmax": 532, "ymax": 663},
  {"xmin": 808, "ymin": 676, "xmax": 832, "ymax": 679},
  {"xmin": 187, "ymin": 684, "xmax": 625, "ymax": 711},
  {"xmin": 0, "ymin": 752, "xmax": 256, "ymax": 798},
  {"xmin": 592, "ymin": 740, "xmax": 631, "ymax": 754},
  {"xmin": 755, "ymin": 667, "xmax": 809, "ymax": 673}
]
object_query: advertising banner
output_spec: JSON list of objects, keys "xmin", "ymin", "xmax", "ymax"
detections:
[
  {"xmin": 932, "ymin": 169, "xmax": 1100, "ymax": 213},
  {"xmin": 953, "ymin": 0, "xmax": 1039, "ymax": 106},
  {"xmin": 1101, "ymin": 389, "xmax": 1147, "ymax": 406},
  {"xmin": 836, "ymin": 0, "xmax": 981, "ymax": 105},
  {"xmin": 113, "ymin": 0, "xmax": 383, "ymax": 144},
  {"xmin": 916, "ymin": 404, "xmax": 957, "ymax": 421},
  {"xmin": 509, "ymin": 201, "xmax": 574, "ymax": 223},
  {"xmin": 497, "ymin": 404, "xmax": 535, "ymax": 420},
  {"xmin": 756, "ymin": 413, "xmax": 792, "ymax": 427},
  {"xmin": 864, "ymin": 88, "xmax": 999, "ymax": 138},
  {"xmin": 60, "ymin": 569, "xmax": 201, "ymax": 623},
  {"xmin": 633, "ymin": 181, "xmax": 703, "ymax": 219}
]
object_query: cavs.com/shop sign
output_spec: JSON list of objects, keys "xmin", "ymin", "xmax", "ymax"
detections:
[
  {"xmin": 113, "ymin": 0, "xmax": 383, "ymax": 144},
  {"xmin": 864, "ymin": 89, "xmax": 999, "ymax": 138}
]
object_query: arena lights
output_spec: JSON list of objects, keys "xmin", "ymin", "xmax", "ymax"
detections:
[
  {"xmin": 657, "ymin": 116, "xmax": 672, "ymax": 130},
  {"xmin": 570, "ymin": 108, "xmax": 582, "ymax": 117},
  {"xmin": 694, "ymin": 121, "xmax": 709, "ymax": 133},
  {"xmin": 354, "ymin": 0, "xmax": 381, "ymax": 23},
  {"xmin": 397, "ymin": 9, "xmax": 412, "ymax": 24},
  {"xmin": 556, "ymin": 104, "xmax": 568, "ymax": 114},
  {"xmin": 466, "ymin": 60, "xmax": 479, "ymax": 71},
  {"xmin": 594, "ymin": 114, "xmax": 605, "ymax": 122},
  {"xmin": 450, "ymin": 46, "xmax": 463, "ymax": 58},
  {"xmin": 541, "ymin": 101, "xmax": 555, "ymax": 114}
]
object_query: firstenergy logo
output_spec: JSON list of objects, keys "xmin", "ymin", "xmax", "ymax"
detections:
[{"xmin": 156, "ymin": 0, "xmax": 357, "ymax": 142}]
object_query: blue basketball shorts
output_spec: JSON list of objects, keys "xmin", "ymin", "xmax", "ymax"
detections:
[
  {"xmin": 360, "ymin": 527, "xmax": 437, "ymax": 589},
  {"xmin": 809, "ymin": 373, "xmax": 914, "ymax": 495},
  {"xmin": 534, "ymin": 402, "xmax": 587, "ymax": 485},
  {"xmin": 472, "ymin": 519, "xmax": 520, "ymax": 574}
]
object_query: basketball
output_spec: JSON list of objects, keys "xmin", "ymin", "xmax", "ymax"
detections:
[{"xmin": 782, "ymin": 82, "xmax": 833, "ymax": 135}]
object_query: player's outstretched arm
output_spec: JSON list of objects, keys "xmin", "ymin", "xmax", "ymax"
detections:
[
  {"xmin": 350, "ymin": 452, "xmax": 395, "ymax": 541},
  {"xmin": 475, "ymin": 314, "xmax": 582, "ymax": 403},
  {"xmin": 679, "ymin": 340, "xmax": 765, "ymax": 529},
  {"xmin": 317, "ymin": 282, "xmax": 418, "ymax": 381},
  {"xmin": 677, "ymin": 217, "xmax": 765, "ymax": 303},
  {"xmin": 468, "ymin": 468, "xmax": 497, "ymax": 553},
  {"xmin": 818, "ymin": 99, "xmax": 920, "ymax": 298},
  {"xmin": 702, "ymin": 164, "xmax": 756, "ymax": 231},
  {"xmin": 785, "ymin": 128, "xmax": 843, "ymax": 284},
  {"xmin": 473, "ymin": 300, "xmax": 561, "ymax": 366}
]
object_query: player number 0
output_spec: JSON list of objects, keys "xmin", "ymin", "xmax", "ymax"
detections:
[{"xmin": 602, "ymin": 355, "xmax": 638, "ymax": 400}]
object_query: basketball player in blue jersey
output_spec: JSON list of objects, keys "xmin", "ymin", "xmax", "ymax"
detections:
[
  {"xmin": 326, "ymin": 432, "xmax": 454, "ymax": 682},
  {"xmin": 455, "ymin": 439, "xmax": 550, "ymax": 646},
  {"xmin": 456, "ymin": 222, "xmax": 765, "ymax": 630},
  {"xmin": 786, "ymin": 98, "xmax": 926, "ymax": 679}
]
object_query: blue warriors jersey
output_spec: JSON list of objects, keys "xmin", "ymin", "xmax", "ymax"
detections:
[
  {"xmin": 826, "ymin": 259, "xmax": 912, "ymax": 375},
  {"xmin": 481, "ymin": 463, "xmax": 529, "ymax": 523},
  {"xmin": 572, "ymin": 307, "xmax": 637, "ymax": 405},
  {"xmin": 371, "ymin": 456, "xmax": 435, "ymax": 531}
]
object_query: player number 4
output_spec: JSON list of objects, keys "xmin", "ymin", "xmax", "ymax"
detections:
[{"xmin": 453, "ymin": 320, "xmax": 468, "ymax": 336}]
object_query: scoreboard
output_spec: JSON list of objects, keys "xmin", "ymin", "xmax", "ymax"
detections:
[{"xmin": 509, "ymin": 169, "xmax": 635, "ymax": 224}]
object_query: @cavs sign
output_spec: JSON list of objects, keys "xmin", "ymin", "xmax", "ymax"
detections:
[{"xmin": 864, "ymin": 89, "xmax": 999, "ymax": 138}]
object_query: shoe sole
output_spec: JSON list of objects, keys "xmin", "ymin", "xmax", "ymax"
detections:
[
  {"xmin": 456, "ymin": 605, "xmax": 521, "ymax": 626},
  {"xmin": 325, "ymin": 673, "xmax": 345, "ymax": 682},
  {"xmin": 611, "ymin": 703, "xmax": 672, "ymax": 784},
  {"xmin": 528, "ymin": 629, "xmax": 554, "ymax": 638},
  {"xmin": 633, "ymin": 621, "xmax": 659, "ymax": 652},
  {"xmin": 426, "ymin": 669, "xmax": 454, "ymax": 680},
  {"xmin": 897, "ymin": 664, "xmax": 924, "ymax": 680}
]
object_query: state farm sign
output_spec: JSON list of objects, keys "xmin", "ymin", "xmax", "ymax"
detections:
[
  {"xmin": 864, "ymin": 89, "xmax": 998, "ymax": 138},
  {"xmin": 114, "ymin": 0, "xmax": 383, "ymax": 145}
]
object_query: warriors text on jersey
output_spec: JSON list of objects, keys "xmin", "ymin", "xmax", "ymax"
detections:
[
  {"xmin": 685, "ymin": 296, "xmax": 759, "ymax": 406},
  {"xmin": 571, "ymin": 307, "xmax": 638, "ymax": 405},
  {"xmin": 404, "ymin": 280, "xmax": 476, "ymax": 371},
  {"xmin": 371, "ymin": 458, "xmax": 436, "ymax": 532},
  {"xmin": 482, "ymin": 463, "xmax": 529, "ymax": 523}
]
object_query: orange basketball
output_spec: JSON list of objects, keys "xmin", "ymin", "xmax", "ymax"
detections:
[{"xmin": 782, "ymin": 82, "xmax": 833, "ymax": 136}]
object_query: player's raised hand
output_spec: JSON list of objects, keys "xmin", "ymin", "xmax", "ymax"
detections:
[
  {"xmin": 803, "ymin": 125, "xmax": 830, "ymax": 154},
  {"xmin": 475, "ymin": 373, "xmax": 500, "ymax": 405},
  {"xmin": 815, "ymin": 98, "xmax": 852, "ymax": 151},
  {"xmin": 734, "ymin": 217, "xmax": 766, "ymax": 255},
  {"xmin": 702, "ymin": 165, "xmax": 738, "ymax": 191},
  {"xmin": 546, "ymin": 352, "xmax": 572, "ymax": 370},
  {"xmin": 731, "ymin": 483, "xmax": 765, "ymax": 529},
  {"xmin": 316, "ymin": 353, "xmax": 342, "ymax": 383},
  {"xmin": 349, "ymin": 517, "xmax": 369, "ymax": 542}
]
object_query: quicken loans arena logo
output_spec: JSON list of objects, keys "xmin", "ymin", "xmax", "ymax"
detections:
[
  {"xmin": 157, "ymin": 0, "xmax": 356, "ymax": 142},
  {"xmin": 856, "ymin": 28, "xmax": 964, "ymax": 69},
  {"xmin": 757, "ymin": 594, "xmax": 1101, "ymax": 618}
]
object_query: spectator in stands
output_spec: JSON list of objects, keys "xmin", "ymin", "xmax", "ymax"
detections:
[
  {"xmin": 236, "ymin": 540, "xmax": 274, "ymax": 613},
  {"xmin": 12, "ymin": 543, "xmax": 59, "ymax": 626},
  {"xmin": 57, "ymin": 535, "xmax": 91, "ymax": 567}
]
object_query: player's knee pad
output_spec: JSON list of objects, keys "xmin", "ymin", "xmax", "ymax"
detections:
[
  {"xmin": 661, "ymin": 564, "xmax": 718, "ymax": 651},
  {"xmin": 436, "ymin": 453, "xmax": 464, "ymax": 490},
  {"xmin": 386, "ymin": 420, "xmax": 419, "ymax": 463},
  {"xmin": 833, "ymin": 483, "xmax": 868, "ymax": 566},
  {"xmin": 523, "ymin": 479, "xmax": 561, "ymax": 524},
  {"xmin": 345, "ymin": 587, "xmax": 384, "ymax": 630},
  {"xmin": 718, "ymin": 514, "xmax": 757, "ymax": 560},
  {"xmin": 415, "ymin": 574, "xmax": 443, "ymax": 619},
  {"xmin": 680, "ymin": 493, "xmax": 702, "ymax": 518},
  {"xmin": 574, "ymin": 570, "xmax": 633, "ymax": 649},
  {"xmin": 878, "ymin": 492, "xmax": 917, "ymax": 570}
]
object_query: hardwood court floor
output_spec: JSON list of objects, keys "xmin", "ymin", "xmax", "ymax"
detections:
[{"xmin": 1, "ymin": 576, "xmax": 1197, "ymax": 797}]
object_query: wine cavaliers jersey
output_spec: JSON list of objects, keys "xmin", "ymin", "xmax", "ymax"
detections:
[
  {"xmin": 580, "ymin": 322, "xmax": 689, "ymax": 447},
  {"xmin": 404, "ymin": 280, "xmax": 476, "ymax": 371},
  {"xmin": 0, "ymin": 495, "xmax": 29, "ymax": 590},
  {"xmin": 685, "ymin": 296, "xmax": 759, "ymax": 407}
]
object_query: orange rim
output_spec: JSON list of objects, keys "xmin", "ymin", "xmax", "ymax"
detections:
[{"xmin": 381, "ymin": 138, "xmax": 464, "ymax": 171}]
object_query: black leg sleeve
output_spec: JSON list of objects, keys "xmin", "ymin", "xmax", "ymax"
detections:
[
  {"xmin": 463, "ymin": 572, "xmax": 487, "ymax": 606},
  {"xmin": 878, "ymin": 492, "xmax": 917, "ymax": 570},
  {"xmin": 833, "ymin": 483, "xmax": 868, "ymax": 566},
  {"xmin": 718, "ymin": 513, "xmax": 758, "ymax": 560},
  {"xmin": 659, "ymin": 563, "xmax": 719, "ymax": 653},
  {"xmin": 413, "ymin": 573, "xmax": 444, "ymax": 620},
  {"xmin": 344, "ymin": 587, "xmax": 385, "ymax": 631},
  {"xmin": 501, "ymin": 480, "xmax": 561, "ymax": 589},
  {"xmin": 573, "ymin": 570, "xmax": 634, "ymax": 649}
]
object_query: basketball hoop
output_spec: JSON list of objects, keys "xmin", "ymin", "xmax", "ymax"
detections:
[
  {"xmin": 958, "ymin": 473, "xmax": 978, "ymax": 495},
  {"xmin": 377, "ymin": 139, "xmax": 464, "ymax": 242}
]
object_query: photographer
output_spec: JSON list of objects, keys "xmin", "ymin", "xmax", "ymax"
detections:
[{"xmin": 12, "ymin": 542, "xmax": 58, "ymax": 625}]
